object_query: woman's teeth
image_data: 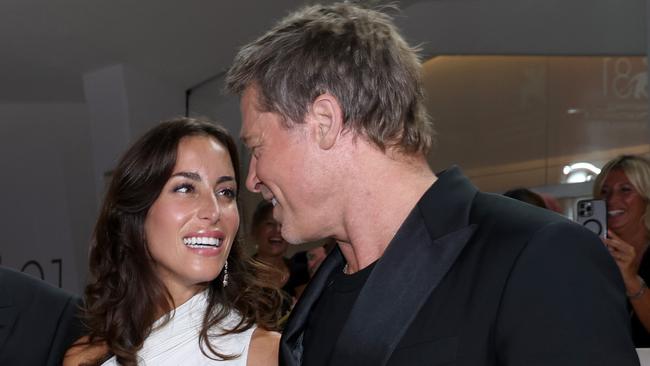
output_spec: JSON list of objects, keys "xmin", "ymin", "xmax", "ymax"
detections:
[
  {"xmin": 608, "ymin": 210, "xmax": 624, "ymax": 217},
  {"xmin": 183, "ymin": 237, "xmax": 222, "ymax": 248}
]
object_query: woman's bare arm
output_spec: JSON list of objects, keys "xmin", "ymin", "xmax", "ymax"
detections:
[
  {"xmin": 62, "ymin": 336, "xmax": 109, "ymax": 366},
  {"xmin": 247, "ymin": 328, "xmax": 281, "ymax": 366}
]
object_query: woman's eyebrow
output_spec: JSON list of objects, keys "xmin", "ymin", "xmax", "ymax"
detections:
[
  {"xmin": 172, "ymin": 172, "xmax": 235, "ymax": 185},
  {"xmin": 171, "ymin": 171, "xmax": 201, "ymax": 181},
  {"xmin": 217, "ymin": 176, "xmax": 235, "ymax": 184}
]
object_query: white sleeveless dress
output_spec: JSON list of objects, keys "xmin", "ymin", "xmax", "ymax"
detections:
[{"xmin": 102, "ymin": 291, "xmax": 256, "ymax": 365}]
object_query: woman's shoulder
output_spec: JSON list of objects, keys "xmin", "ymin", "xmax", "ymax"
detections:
[
  {"xmin": 62, "ymin": 336, "xmax": 110, "ymax": 366},
  {"xmin": 246, "ymin": 328, "xmax": 280, "ymax": 366}
]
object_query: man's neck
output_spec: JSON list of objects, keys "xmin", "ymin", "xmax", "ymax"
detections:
[{"xmin": 334, "ymin": 146, "xmax": 437, "ymax": 274}]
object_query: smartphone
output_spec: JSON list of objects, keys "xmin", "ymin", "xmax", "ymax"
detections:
[{"xmin": 575, "ymin": 199, "xmax": 607, "ymax": 238}]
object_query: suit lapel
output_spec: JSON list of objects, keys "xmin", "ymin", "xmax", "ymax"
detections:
[
  {"xmin": 279, "ymin": 166, "xmax": 479, "ymax": 366},
  {"xmin": 329, "ymin": 205, "xmax": 477, "ymax": 366},
  {"xmin": 280, "ymin": 248, "xmax": 345, "ymax": 366},
  {"xmin": 330, "ymin": 166, "xmax": 479, "ymax": 365}
]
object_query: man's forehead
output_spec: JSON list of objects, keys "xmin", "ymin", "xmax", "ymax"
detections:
[
  {"xmin": 239, "ymin": 89, "xmax": 259, "ymax": 144},
  {"xmin": 239, "ymin": 130, "xmax": 255, "ymax": 147},
  {"xmin": 239, "ymin": 113, "xmax": 269, "ymax": 149},
  {"xmin": 240, "ymin": 85, "xmax": 263, "ymax": 113},
  {"xmin": 239, "ymin": 123, "xmax": 256, "ymax": 146}
]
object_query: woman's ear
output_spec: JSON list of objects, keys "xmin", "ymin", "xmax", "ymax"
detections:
[{"xmin": 307, "ymin": 93, "xmax": 344, "ymax": 150}]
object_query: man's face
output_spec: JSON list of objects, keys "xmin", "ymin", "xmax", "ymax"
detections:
[{"xmin": 240, "ymin": 86, "xmax": 331, "ymax": 244}]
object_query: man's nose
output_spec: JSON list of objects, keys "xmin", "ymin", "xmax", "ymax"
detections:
[{"xmin": 246, "ymin": 156, "xmax": 261, "ymax": 193}]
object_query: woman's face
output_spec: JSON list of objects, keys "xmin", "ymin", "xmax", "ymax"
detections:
[
  {"xmin": 600, "ymin": 168, "xmax": 646, "ymax": 235},
  {"xmin": 255, "ymin": 212, "xmax": 289, "ymax": 258},
  {"xmin": 144, "ymin": 135, "xmax": 239, "ymax": 303}
]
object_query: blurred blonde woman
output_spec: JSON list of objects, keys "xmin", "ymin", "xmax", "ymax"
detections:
[{"xmin": 594, "ymin": 154, "xmax": 650, "ymax": 347}]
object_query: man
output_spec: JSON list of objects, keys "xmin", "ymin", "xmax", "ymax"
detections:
[
  {"xmin": 226, "ymin": 3, "xmax": 639, "ymax": 365},
  {"xmin": 0, "ymin": 266, "xmax": 83, "ymax": 366}
]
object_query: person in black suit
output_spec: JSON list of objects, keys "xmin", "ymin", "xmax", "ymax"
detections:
[
  {"xmin": 0, "ymin": 265, "xmax": 83, "ymax": 366},
  {"xmin": 225, "ymin": 2, "xmax": 639, "ymax": 365}
]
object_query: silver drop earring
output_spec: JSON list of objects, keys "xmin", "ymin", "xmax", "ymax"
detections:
[{"xmin": 222, "ymin": 260, "xmax": 229, "ymax": 288}]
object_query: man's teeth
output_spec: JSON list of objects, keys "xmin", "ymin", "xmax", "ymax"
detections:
[
  {"xmin": 271, "ymin": 198, "xmax": 278, "ymax": 207},
  {"xmin": 183, "ymin": 237, "xmax": 222, "ymax": 248}
]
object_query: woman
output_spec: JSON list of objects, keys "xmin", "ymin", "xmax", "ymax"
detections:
[
  {"xmin": 251, "ymin": 201, "xmax": 309, "ymax": 306},
  {"xmin": 65, "ymin": 118, "xmax": 283, "ymax": 365},
  {"xmin": 594, "ymin": 154, "xmax": 650, "ymax": 347}
]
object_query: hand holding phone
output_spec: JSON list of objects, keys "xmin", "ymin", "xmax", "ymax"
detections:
[{"xmin": 575, "ymin": 199, "xmax": 607, "ymax": 238}]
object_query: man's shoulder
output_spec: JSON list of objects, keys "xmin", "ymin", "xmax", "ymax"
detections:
[
  {"xmin": 471, "ymin": 191, "xmax": 570, "ymax": 231},
  {"xmin": 466, "ymin": 192, "xmax": 609, "ymax": 270},
  {"xmin": 0, "ymin": 265, "xmax": 77, "ymax": 306},
  {"xmin": 447, "ymin": 191, "xmax": 605, "ymax": 265},
  {"xmin": 1, "ymin": 265, "xmax": 45, "ymax": 284},
  {"xmin": 0, "ymin": 266, "xmax": 84, "ymax": 366}
]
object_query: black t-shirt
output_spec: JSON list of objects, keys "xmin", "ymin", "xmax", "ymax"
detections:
[
  {"xmin": 302, "ymin": 261, "xmax": 376, "ymax": 366},
  {"xmin": 631, "ymin": 249, "xmax": 650, "ymax": 347}
]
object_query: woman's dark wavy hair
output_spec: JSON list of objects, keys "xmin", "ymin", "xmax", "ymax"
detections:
[{"xmin": 83, "ymin": 117, "xmax": 283, "ymax": 365}]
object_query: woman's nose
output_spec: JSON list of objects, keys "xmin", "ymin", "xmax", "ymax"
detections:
[{"xmin": 198, "ymin": 194, "xmax": 220, "ymax": 223}]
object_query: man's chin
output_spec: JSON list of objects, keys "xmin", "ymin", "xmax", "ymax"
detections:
[
  {"xmin": 281, "ymin": 228, "xmax": 311, "ymax": 245},
  {"xmin": 285, "ymin": 237, "xmax": 308, "ymax": 245},
  {"xmin": 280, "ymin": 220, "xmax": 327, "ymax": 244}
]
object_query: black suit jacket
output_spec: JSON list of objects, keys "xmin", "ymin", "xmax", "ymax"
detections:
[
  {"xmin": 0, "ymin": 266, "xmax": 83, "ymax": 366},
  {"xmin": 280, "ymin": 167, "xmax": 639, "ymax": 366}
]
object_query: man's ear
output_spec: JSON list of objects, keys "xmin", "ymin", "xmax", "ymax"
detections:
[{"xmin": 308, "ymin": 93, "xmax": 344, "ymax": 150}]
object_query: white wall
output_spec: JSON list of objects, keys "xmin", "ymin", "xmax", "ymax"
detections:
[
  {"xmin": 84, "ymin": 64, "xmax": 186, "ymax": 203},
  {"xmin": 0, "ymin": 103, "xmax": 95, "ymax": 294},
  {"xmin": 399, "ymin": 0, "xmax": 645, "ymax": 57},
  {"xmin": 0, "ymin": 65, "xmax": 186, "ymax": 295}
]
